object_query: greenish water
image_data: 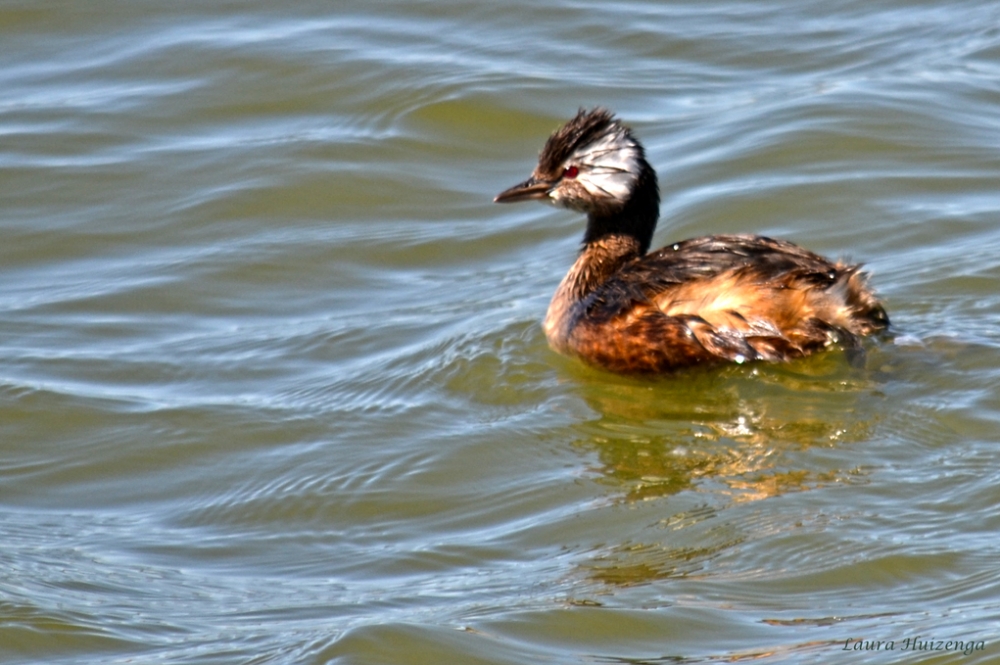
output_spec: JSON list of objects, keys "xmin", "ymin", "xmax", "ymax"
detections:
[{"xmin": 3, "ymin": 1, "xmax": 1000, "ymax": 663}]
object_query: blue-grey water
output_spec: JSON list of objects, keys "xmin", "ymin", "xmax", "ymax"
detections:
[{"xmin": 3, "ymin": 1, "xmax": 1000, "ymax": 663}]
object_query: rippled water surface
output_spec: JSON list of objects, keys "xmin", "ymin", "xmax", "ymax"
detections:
[{"xmin": 3, "ymin": 1, "xmax": 1000, "ymax": 663}]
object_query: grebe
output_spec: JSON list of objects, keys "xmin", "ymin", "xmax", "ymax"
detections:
[{"xmin": 495, "ymin": 108, "xmax": 888, "ymax": 374}]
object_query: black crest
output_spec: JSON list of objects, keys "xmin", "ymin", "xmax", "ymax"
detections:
[{"xmin": 537, "ymin": 107, "xmax": 623, "ymax": 176}]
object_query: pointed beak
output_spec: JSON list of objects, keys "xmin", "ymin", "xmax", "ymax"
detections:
[{"xmin": 493, "ymin": 176, "xmax": 553, "ymax": 204}]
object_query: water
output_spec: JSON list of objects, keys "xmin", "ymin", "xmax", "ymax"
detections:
[{"xmin": 2, "ymin": 1, "xmax": 1000, "ymax": 663}]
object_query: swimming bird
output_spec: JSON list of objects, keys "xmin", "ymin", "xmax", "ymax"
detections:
[{"xmin": 495, "ymin": 108, "xmax": 888, "ymax": 374}]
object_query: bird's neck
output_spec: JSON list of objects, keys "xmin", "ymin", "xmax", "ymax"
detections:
[
  {"xmin": 581, "ymin": 166, "xmax": 659, "ymax": 256},
  {"xmin": 563, "ymin": 234, "xmax": 644, "ymax": 301}
]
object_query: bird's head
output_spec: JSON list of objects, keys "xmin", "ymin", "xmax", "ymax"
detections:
[{"xmin": 495, "ymin": 108, "xmax": 652, "ymax": 217}]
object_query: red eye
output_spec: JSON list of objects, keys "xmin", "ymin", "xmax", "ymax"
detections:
[{"xmin": 562, "ymin": 165, "xmax": 579, "ymax": 179}]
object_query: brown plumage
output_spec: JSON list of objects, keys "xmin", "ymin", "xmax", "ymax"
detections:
[{"xmin": 495, "ymin": 108, "xmax": 888, "ymax": 374}]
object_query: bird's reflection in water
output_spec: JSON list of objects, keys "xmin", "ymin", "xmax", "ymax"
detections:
[{"xmin": 566, "ymin": 349, "xmax": 886, "ymax": 587}]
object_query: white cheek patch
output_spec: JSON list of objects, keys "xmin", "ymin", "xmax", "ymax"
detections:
[
  {"xmin": 567, "ymin": 128, "xmax": 641, "ymax": 201},
  {"xmin": 581, "ymin": 168, "xmax": 635, "ymax": 199}
]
